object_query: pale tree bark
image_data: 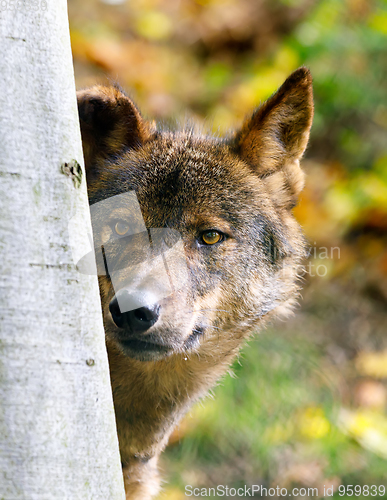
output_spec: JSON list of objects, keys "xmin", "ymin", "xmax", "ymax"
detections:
[{"xmin": 0, "ymin": 2, "xmax": 125, "ymax": 499}]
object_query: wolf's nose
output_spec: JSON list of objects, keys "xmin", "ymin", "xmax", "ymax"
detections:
[{"xmin": 109, "ymin": 292, "xmax": 160, "ymax": 334}]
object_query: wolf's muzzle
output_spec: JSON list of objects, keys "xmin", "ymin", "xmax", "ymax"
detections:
[{"xmin": 109, "ymin": 289, "xmax": 160, "ymax": 334}]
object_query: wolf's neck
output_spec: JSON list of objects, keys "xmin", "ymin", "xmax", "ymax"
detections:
[{"xmin": 107, "ymin": 340, "xmax": 241, "ymax": 463}]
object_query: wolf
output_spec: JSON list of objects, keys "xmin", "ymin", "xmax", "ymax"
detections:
[{"xmin": 77, "ymin": 67, "xmax": 313, "ymax": 499}]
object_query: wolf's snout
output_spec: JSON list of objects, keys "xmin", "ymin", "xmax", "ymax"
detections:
[{"xmin": 109, "ymin": 290, "xmax": 160, "ymax": 334}]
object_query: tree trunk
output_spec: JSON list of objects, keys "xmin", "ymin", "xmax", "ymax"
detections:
[{"xmin": 0, "ymin": 2, "xmax": 125, "ymax": 499}]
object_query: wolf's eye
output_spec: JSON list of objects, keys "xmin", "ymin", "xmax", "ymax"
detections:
[
  {"xmin": 201, "ymin": 230, "xmax": 222, "ymax": 245},
  {"xmin": 114, "ymin": 221, "xmax": 130, "ymax": 236}
]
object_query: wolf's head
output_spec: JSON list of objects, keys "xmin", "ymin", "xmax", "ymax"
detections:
[{"xmin": 77, "ymin": 68, "xmax": 313, "ymax": 362}]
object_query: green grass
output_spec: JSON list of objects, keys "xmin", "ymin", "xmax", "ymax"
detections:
[{"xmin": 161, "ymin": 326, "xmax": 387, "ymax": 497}]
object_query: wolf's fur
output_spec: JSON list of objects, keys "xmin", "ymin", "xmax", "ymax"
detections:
[{"xmin": 77, "ymin": 67, "xmax": 313, "ymax": 499}]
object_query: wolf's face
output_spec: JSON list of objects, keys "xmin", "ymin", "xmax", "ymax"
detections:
[{"xmin": 78, "ymin": 68, "xmax": 313, "ymax": 362}]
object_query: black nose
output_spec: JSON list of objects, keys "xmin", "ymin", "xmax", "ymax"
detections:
[{"xmin": 109, "ymin": 294, "xmax": 160, "ymax": 334}]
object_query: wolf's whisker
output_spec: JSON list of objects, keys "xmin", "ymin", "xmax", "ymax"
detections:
[{"xmin": 188, "ymin": 308, "xmax": 232, "ymax": 315}]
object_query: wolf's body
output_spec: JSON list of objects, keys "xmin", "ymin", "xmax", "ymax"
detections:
[{"xmin": 77, "ymin": 67, "xmax": 313, "ymax": 499}]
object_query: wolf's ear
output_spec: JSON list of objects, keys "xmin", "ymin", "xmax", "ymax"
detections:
[
  {"xmin": 77, "ymin": 85, "xmax": 155, "ymax": 180},
  {"xmin": 233, "ymin": 67, "xmax": 313, "ymax": 208}
]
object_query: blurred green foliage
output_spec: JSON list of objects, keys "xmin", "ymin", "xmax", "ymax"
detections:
[{"xmin": 163, "ymin": 327, "xmax": 387, "ymax": 498}]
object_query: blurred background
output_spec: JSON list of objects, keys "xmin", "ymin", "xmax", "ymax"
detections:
[{"xmin": 68, "ymin": 0, "xmax": 387, "ymax": 497}]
